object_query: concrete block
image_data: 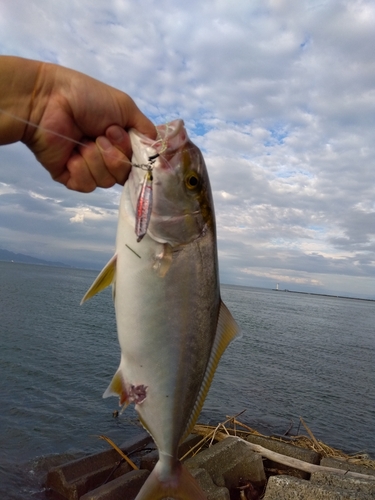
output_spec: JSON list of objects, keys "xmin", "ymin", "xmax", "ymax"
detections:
[
  {"xmin": 46, "ymin": 432, "xmax": 151, "ymax": 500},
  {"xmin": 118, "ymin": 431, "xmax": 153, "ymax": 452},
  {"xmin": 186, "ymin": 436, "xmax": 266, "ymax": 489},
  {"xmin": 190, "ymin": 468, "xmax": 230, "ymax": 500},
  {"xmin": 321, "ymin": 457, "xmax": 375, "ymax": 477},
  {"xmin": 178, "ymin": 433, "xmax": 204, "ymax": 459},
  {"xmin": 263, "ymin": 474, "xmax": 370, "ymax": 500},
  {"xmin": 246, "ymin": 434, "xmax": 320, "ymax": 479},
  {"xmin": 46, "ymin": 455, "xmax": 132, "ymax": 500},
  {"xmin": 139, "ymin": 434, "xmax": 204, "ymax": 472},
  {"xmin": 139, "ymin": 449, "xmax": 159, "ymax": 471},
  {"xmin": 311, "ymin": 471, "xmax": 375, "ymax": 495},
  {"xmin": 80, "ymin": 470, "xmax": 149, "ymax": 500}
]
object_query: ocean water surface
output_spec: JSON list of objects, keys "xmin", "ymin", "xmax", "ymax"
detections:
[{"xmin": 0, "ymin": 261, "xmax": 374, "ymax": 498}]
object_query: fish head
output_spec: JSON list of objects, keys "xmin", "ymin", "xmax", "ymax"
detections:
[{"xmin": 128, "ymin": 119, "xmax": 215, "ymax": 246}]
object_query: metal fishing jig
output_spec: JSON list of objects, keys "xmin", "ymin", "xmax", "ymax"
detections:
[{"xmin": 133, "ymin": 154, "xmax": 159, "ymax": 242}]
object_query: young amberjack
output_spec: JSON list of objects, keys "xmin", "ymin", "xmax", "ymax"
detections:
[{"xmin": 82, "ymin": 119, "xmax": 240, "ymax": 500}]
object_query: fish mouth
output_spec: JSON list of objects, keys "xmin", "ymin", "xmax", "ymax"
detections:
[
  {"xmin": 131, "ymin": 119, "xmax": 188, "ymax": 163},
  {"xmin": 152, "ymin": 119, "xmax": 187, "ymax": 154}
]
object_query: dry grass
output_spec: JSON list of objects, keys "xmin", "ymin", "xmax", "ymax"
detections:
[{"xmin": 187, "ymin": 412, "xmax": 375, "ymax": 471}]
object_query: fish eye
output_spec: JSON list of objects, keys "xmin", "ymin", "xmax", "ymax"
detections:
[{"xmin": 185, "ymin": 172, "xmax": 200, "ymax": 190}]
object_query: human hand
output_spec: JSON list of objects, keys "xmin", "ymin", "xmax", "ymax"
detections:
[
  {"xmin": 0, "ymin": 57, "xmax": 156, "ymax": 192},
  {"xmin": 26, "ymin": 63, "xmax": 156, "ymax": 192}
]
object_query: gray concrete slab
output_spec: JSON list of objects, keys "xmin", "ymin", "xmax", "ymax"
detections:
[
  {"xmin": 312, "ymin": 471, "xmax": 375, "ymax": 495},
  {"xmin": 186, "ymin": 436, "xmax": 266, "ymax": 489},
  {"xmin": 45, "ymin": 432, "xmax": 151, "ymax": 500},
  {"xmin": 190, "ymin": 468, "xmax": 230, "ymax": 500},
  {"xmin": 79, "ymin": 470, "xmax": 149, "ymax": 500},
  {"xmin": 263, "ymin": 474, "xmax": 371, "ymax": 500},
  {"xmin": 246, "ymin": 434, "xmax": 320, "ymax": 479},
  {"xmin": 139, "ymin": 449, "xmax": 158, "ymax": 472},
  {"xmin": 321, "ymin": 457, "xmax": 375, "ymax": 477}
]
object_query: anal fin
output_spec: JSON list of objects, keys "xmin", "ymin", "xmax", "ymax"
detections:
[{"xmin": 103, "ymin": 366, "xmax": 129, "ymax": 407}]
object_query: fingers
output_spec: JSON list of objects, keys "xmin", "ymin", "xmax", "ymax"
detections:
[
  {"xmin": 64, "ymin": 153, "xmax": 97, "ymax": 192},
  {"xmin": 56, "ymin": 134, "xmax": 132, "ymax": 192},
  {"xmin": 83, "ymin": 140, "xmax": 119, "ymax": 188},
  {"xmin": 106, "ymin": 125, "xmax": 132, "ymax": 156},
  {"xmin": 97, "ymin": 130, "xmax": 132, "ymax": 185}
]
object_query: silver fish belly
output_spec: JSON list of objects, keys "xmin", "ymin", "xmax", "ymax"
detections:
[{"xmin": 82, "ymin": 119, "xmax": 240, "ymax": 500}]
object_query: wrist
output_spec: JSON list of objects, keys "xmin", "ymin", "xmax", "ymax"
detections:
[{"xmin": 0, "ymin": 56, "xmax": 44, "ymax": 145}]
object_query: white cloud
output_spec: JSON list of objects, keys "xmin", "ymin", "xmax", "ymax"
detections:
[
  {"xmin": 0, "ymin": 182, "xmax": 17, "ymax": 195},
  {"xmin": 70, "ymin": 213, "xmax": 85, "ymax": 223},
  {"xmin": 68, "ymin": 206, "xmax": 116, "ymax": 224},
  {"xmin": 0, "ymin": 0, "xmax": 374, "ymax": 297}
]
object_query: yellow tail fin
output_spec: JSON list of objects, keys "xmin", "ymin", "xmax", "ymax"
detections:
[{"xmin": 135, "ymin": 460, "xmax": 207, "ymax": 500}]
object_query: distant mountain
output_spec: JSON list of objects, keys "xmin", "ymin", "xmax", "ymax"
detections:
[{"xmin": 0, "ymin": 248, "xmax": 71, "ymax": 268}]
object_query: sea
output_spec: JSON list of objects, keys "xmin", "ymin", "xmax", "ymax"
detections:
[{"xmin": 0, "ymin": 261, "xmax": 374, "ymax": 499}]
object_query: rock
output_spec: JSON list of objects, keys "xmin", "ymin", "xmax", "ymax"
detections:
[
  {"xmin": 312, "ymin": 471, "xmax": 375, "ymax": 496},
  {"xmin": 263, "ymin": 474, "xmax": 371, "ymax": 499},
  {"xmin": 178, "ymin": 433, "xmax": 204, "ymax": 459},
  {"xmin": 79, "ymin": 469, "xmax": 149, "ymax": 500},
  {"xmin": 320, "ymin": 457, "xmax": 375, "ymax": 477},
  {"xmin": 190, "ymin": 468, "xmax": 230, "ymax": 500},
  {"xmin": 186, "ymin": 436, "xmax": 266, "ymax": 489}
]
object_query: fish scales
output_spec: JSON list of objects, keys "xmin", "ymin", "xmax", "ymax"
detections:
[{"xmin": 82, "ymin": 119, "xmax": 239, "ymax": 500}]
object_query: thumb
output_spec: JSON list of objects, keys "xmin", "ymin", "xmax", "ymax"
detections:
[
  {"xmin": 121, "ymin": 97, "xmax": 157, "ymax": 139},
  {"xmin": 105, "ymin": 125, "xmax": 132, "ymax": 158},
  {"xmin": 131, "ymin": 110, "xmax": 157, "ymax": 140}
]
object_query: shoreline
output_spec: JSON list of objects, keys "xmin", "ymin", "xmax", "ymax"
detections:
[{"xmin": 272, "ymin": 288, "xmax": 375, "ymax": 302}]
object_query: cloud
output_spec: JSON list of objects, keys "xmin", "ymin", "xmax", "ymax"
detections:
[{"xmin": 0, "ymin": 0, "xmax": 374, "ymax": 297}]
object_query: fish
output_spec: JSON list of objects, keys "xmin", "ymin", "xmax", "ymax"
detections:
[{"xmin": 81, "ymin": 119, "xmax": 240, "ymax": 500}]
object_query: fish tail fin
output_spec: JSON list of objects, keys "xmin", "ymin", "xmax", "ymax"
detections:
[{"xmin": 135, "ymin": 460, "xmax": 207, "ymax": 500}]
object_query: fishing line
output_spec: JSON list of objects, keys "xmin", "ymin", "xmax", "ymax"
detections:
[
  {"xmin": 0, "ymin": 107, "xmax": 150, "ymax": 170},
  {"xmin": 0, "ymin": 108, "xmax": 88, "ymax": 148},
  {"xmin": 0, "ymin": 108, "xmax": 194, "ymax": 174}
]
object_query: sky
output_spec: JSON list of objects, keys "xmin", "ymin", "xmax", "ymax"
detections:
[{"xmin": 0, "ymin": 0, "xmax": 374, "ymax": 298}]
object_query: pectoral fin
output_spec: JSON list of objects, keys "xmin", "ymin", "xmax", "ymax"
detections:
[
  {"xmin": 80, "ymin": 254, "xmax": 117, "ymax": 304},
  {"xmin": 153, "ymin": 243, "xmax": 173, "ymax": 278},
  {"xmin": 182, "ymin": 300, "xmax": 240, "ymax": 440}
]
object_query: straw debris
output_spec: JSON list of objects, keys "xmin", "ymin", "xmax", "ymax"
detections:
[{"xmin": 189, "ymin": 413, "xmax": 375, "ymax": 472}]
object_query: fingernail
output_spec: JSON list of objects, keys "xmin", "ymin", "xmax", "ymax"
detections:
[
  {"xmin": 96, "ymin": 136, "xmax": 112, "ymax": 151},
  {"xmin": 106, "ymin": 126, "xmax": 125, "ymax": 143}
]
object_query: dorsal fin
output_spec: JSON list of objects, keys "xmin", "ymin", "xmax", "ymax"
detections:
[{"xmin": 182, "ymin": 300, "xmax": 240, "ymax": 440}]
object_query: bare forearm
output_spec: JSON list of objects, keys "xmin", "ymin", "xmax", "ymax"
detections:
[{"xmin": 0, "ymin": 56, "xmax": 43, "ymax": 144}]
